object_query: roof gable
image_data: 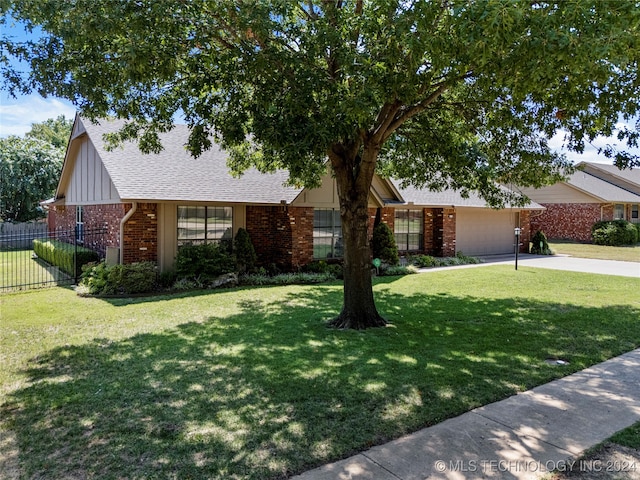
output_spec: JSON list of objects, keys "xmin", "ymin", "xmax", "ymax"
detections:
[
  {"xmin": 56, "ymin": 115, "xmax": 121, "ymax": 204},
  {"xmin": 78, "ymin": 117, "xmax": 303, "ymax": 204}
]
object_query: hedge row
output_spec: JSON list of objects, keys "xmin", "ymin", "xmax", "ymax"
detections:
[
  {"xmin": 33, "ymin": 238, "xmax": 100, "ymax": 276},
  {"xmin": 591, "ymin": 220, "xmax": 639, "ymax": 246}
]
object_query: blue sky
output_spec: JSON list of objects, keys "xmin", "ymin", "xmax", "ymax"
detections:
[
  {"xmin": 0, "ymin": 19, "xmax": 78, "ymax": 136},
  {"xmin": 0, "ymin": 17, "xmax": 633, "ymax": 165}
]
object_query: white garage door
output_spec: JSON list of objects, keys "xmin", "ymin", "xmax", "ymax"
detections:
[{"xmin": 456, "ymin": 208, "xmax": 518, "ymax": 256}]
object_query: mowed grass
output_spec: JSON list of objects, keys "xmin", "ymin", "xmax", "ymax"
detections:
[
  {"xmin": 0, "ymin": 249, "xmax": 71, "ymax": 292},
  {"xmin": 1, "ymin": 266, "xmax": 639, "ymax": 479},
  {"xmin": 548, "ymin": 240, "xmax": 640, "ymax": 262}
]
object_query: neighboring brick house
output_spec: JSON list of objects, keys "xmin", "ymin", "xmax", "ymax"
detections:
[
  {"xmin": 45, "ymin": 115, "xmax": 541, "ymax": 272},
  {"xmin": 519, "ymin": 162, "xmax": 640, "ymax": 242}
]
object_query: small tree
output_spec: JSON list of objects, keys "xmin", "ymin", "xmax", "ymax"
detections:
[
  {"xmin": 372, "ymin": 223, "xmax": 399, "ymax": 266},
  {"xmin": 234, "ymin": 228, "xmax": 257, "ymax": 273},
  {"xmin": 530, "ymin": 230, "xmax": 552, "ymax": 255}
]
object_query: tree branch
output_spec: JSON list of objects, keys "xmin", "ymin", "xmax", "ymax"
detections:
[{"xmin": 382, "ymin": 72, "xmax": 473, "ymax": 142}]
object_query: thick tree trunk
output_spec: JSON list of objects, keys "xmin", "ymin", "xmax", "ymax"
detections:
[{"xmin": 328, "ymin": 142, "xmax": 387, "ymax": 329}]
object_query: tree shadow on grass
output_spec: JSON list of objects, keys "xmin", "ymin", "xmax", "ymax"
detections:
[{"xmin": 3, "ymin": 285, "xmax": 640, "ymax": 479}]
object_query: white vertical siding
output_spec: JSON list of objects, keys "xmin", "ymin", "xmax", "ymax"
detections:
[{"xmin": 65, "ymin": 136, "xmax": 121, "ymax": 204}]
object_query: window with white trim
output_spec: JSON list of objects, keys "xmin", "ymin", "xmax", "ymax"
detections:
[
  {"xmin": 177, "ymin": 206, "xmax": 233, "ymax": 247},
  {"xmin": 76, "ymin": 206, "xmax": 84, "ymax": 244},
  {"xmin": 313, "ymin": 209, "xmax": 343, "ymax": 259},
  {"xmin": 631, "ymin": 204, "xmax": 638, "ymax": 224},
  {"xmin": 614, "ymin": 204, "xmax": 625, "ymax": 220},
  {"xmin": 394, "ymin": 209, "xmax": 423, "ymax": 251}
]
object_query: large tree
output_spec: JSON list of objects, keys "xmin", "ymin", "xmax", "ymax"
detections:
[
  {"xmin": 3, "ymin": 1, "xmax": 638, "ymax": 328},
  {"xmin": 0, "ymin": 135, "xmax": 62, "ymax": 222},
  {"xmin": 25, "ymin": 114, "xmax": 73, "ymax": 149}
]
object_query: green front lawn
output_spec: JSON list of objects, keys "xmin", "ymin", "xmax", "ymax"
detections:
[
  {"xmin": 1, "ymin": 266, "xmax": 639, "ymax": 479},
  {"xmin": 548, "ymin": 240, "xmax": 640, "ymax": 262},
  {"xmin": 0, "ymin": 249, "xmax": 71, "ymax": 292}
]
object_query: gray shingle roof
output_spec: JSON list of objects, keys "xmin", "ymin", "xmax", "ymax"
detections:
[
  {"xmin": 566, "ymin": 170, "xmax": 640, "ymax": 202},
  {"xmin": 82, "ymin": 117, "xmax": 303, "ymax": 204},
  {"xmin": 78, "ymin": 117, "xmax": 544, "ymax": 209},
  {"xmin": 580, "ymin": 162, "xmax": 640, "ymax": 188},
  {"xmin": 395, "ymin": 183, "xmax": 544, "ymax": 209}
]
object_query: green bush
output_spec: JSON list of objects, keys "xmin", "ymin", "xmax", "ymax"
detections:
[
  {"xmin": 80, "ymin": 261, "xmax": 157, "ymax": 295},
  {"xmin": 240, "ymin": 272, "xmax": 336, "ymax": 286},
  {"xmin": 530, "ymin": 230, "xmax": 552, "ymax": 255},
  {"xmin": 302, "ymin": 260, "xmax": 343, "ymax": 279},
  {"xmin": 33, "ymin": 238, "xmax": 100, "ymax": 276},
  {"xmin": 175, "ymin": 242, "xmax": 236, "ymax": 281},
  {"xmin": 411, "ymin": 255, "xmax": 437, "ymax": 268},
  {"xmin": 372, "ymin": 222, "xmax": 399, "ymax": 265},
  {"xmin": 234, "ymin": 228, "xmax": 257, "ymax": 273},
  {"xmin": 410, "ymin": 253, "xmax": 482, "ymax": 268},
  {"xmin": 592, "ymin": 220, "xmax": 638, "ymax": 246},
  {"xmin": 455, "ymin": 251, "xmax": 482, "ymax": 264},
  {"xmin": 378, "ymin": 265, "xmax": 418, "ymax": 276}
]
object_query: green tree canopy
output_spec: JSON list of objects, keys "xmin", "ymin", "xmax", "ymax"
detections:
[
  {"xmin": 25, "ymin": 114, "xmax": 73, "ymax": 149},
  {"xmin": 0, "ymin": 135, "xmax": 62, "ymax": 222},
  {"xmin": 3, "ymin": 1, "xmax": 638, "ymax": 327}
]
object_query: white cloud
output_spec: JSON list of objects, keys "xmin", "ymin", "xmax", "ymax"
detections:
[
  {"xmin": 548, "ymin": 118, "xmax": 639, "ymax": 166},
  {"xmin": 0, "ymin": 94, "xmax": 77, "ymax": 137}
]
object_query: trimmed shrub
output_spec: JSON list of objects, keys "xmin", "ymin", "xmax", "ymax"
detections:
[
  {"xmin": 33, "ymin": 238, "xmax": 100, "ymax": 276},
  {"xmin": 410, "ymin": 253, "xmax": 482, "ymax": 268},
  {"xmin": 530, "ymin": 230, "xmax": 552, "ymax": 255},
  {"xmin": 592, "ymin": 220, "xmax": 638, "ymax": 246},
  {"xmin": 455, "ymin": 251, "xmax": 482, "ymax": 264},
  {"xmin": 234, "ymin": 228, "xmax": 257, "ymax": 273},
  {"xmin": 301, "ymin": 260, "xmax": 343, "ymax": 279},
  {"xmin": 240, "ymin": 272, "xmax": 336, "ymax": 286},
  {"xmin": 411, "ymin": 255, "xmax": 437, "ymax": 268},
  {"xmin": 372, "ymin": 222, "xmax": 399, "ymax": 265},
  {"xmin": 379, "ymin": 265, "xmax": 418, "ymax": 276},
  {"xmin": 175, "ymin": 242, "xmax": 236, "ymax": 281},
  {"xmin": 80, "ymin": 261, "xmax": 157, "ymax": 295}
]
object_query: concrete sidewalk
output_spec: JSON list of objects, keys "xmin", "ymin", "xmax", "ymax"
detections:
[{"xmin": 291, "ymin": 349, "xmax": 640, "ymax": 480}]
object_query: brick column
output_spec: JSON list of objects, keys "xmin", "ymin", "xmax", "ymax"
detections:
[
  {"xmin": 123, "ymin": 203, "xmax": 158, "ymax": 264},
  {"xmin": 246, "ymin": 205, "xmax": 314, "ymax": 271},
  {"xmin": 441, "ymin": 208, "xmax": 456, "ymax": 257}
]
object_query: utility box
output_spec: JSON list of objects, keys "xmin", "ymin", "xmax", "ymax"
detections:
[{"xmin": 105, "ymin": 247, "xmax": 120, "ymax": 266}]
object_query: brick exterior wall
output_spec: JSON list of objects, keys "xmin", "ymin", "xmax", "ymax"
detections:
[
  {"xmin": 48, "ymin": 203, "xmax": 125, "ymax": 256},
  {"xmin": 246, "ymin": 205, "xmax": 314, "ymax": 271},
  {"xmin": 529, "ymin": 203, "xmax": 605, "ymax": 242},
  {"xmin": 367, "ymin": 207, "xmax": 395, "ymax": 239},
  {"xmin": 49, "ymin": 205, "xmax": 75, "ymax": 232},
  {"xmin": 441, "ymin": 208, "xmax": 456, "ymax": 257},
  {"xmin": 368, "ymin": 208, "xmax": 377, "ymax": 240},
  {"xmin": 122, "ymin": 203, "xmax": 158, "ymax": 264},
  {"xmin": 423, "ymin": 208, "xmax": 437, "ymax": 255}
]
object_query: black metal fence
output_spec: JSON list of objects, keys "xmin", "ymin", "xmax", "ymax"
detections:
[{"xmin": 0, "ymin": 224, "xmax": 108, "ymax": 293}]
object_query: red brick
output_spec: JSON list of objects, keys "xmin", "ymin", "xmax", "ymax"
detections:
[{"xmin": 530, "ymin": 203, "xmax": 606, "ymax": 242}]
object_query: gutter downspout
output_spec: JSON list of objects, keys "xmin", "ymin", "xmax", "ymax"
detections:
[{"xmin": 119, "ymin": 202, "xmax": 137, "ymax": 264}]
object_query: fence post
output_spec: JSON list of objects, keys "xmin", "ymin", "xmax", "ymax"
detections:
[{"xmin": 74, "ymin": 224, "xmax": 78, "ymax": 284}]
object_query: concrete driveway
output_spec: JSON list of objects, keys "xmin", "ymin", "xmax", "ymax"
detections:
[
  {"xmin": 475, "ymin": 253, "xmax": 640, "ymax": 278},
  {"xmin": 417, "ymin": 253, "xmax": 640, "ymax": 278}
]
